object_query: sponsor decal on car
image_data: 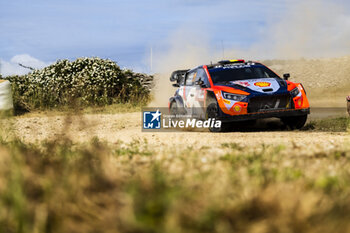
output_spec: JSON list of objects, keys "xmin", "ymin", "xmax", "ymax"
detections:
[
  {"xmin": 223, "ymin": 64, "xmax": 251, "ymax": 69},
  {"xmin": 231, "ymin": 81, "xmax": 250, "ymax": 87},
  {"xmin": 223, "ymin": 99, "xmax": 231, "ymax": 105},
  {"xmin": 233, "ymin": 104, "xmax": 242, "ymax": 112},
  {"xmin": 254, "ymin": 82, "xmax": 271, "ymax": 87}
]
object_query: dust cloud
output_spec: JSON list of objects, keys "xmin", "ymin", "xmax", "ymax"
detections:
[
  {"xmin": 148, "ymin": 27, "xmax": 216, "ymax": 107},
  {"xmin": 149, "ymin": 0, "xmax": 350, "ymax": 108},
  {"xmin": 232, "ymin": 0, "xmax": 350, "ymax": 59}
]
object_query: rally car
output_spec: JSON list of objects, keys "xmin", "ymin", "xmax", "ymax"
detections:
[{"xmin": 168, "ymin": 59, "xmax": 310, "ymax": 132}]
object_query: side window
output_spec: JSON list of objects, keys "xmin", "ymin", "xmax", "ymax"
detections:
[
  {"xmin": 185, "ymin": 71, "xmax": 197, "ymax": 86},
  {"xmin": 195, "ymin": 69, "xmax": 202, "ymax": 82},
  {"xmin": 196, "ymin": 68, "xmax": 210, "ymax": 86}
]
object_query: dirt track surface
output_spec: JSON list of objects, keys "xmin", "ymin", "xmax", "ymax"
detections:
[{"xmin": 4, "ymin": 112, "xmax": 349, "ymax": 153}]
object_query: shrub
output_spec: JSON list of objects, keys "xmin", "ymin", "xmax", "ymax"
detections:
[{"xmin": 5, "ymin": 57, "xmax": 151, "ymax": 112}]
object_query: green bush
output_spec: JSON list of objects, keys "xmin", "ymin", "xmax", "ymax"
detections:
[{"xmin": 5, "ymin": 57, "xmax": 151, "ymax": 112}]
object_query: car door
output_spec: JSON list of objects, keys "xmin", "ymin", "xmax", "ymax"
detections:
[
  {"xmin": 183, "ymin": 70, "xmax": 197, "ymax": 110},
  {"xmin": 192, "ymin": 68, "xmax": 209, "ymax": 118},
  {"xmin": 194, "ymin": 68, "xmax": 208, "ymax": 107}
]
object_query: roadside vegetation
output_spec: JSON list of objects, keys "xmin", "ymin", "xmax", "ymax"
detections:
[
  {"xmin": 0, "ymin": 133, "xmax": 349, "ymax": 233},
  {"xmin": 0, "ymin": 56, "xmax": 349, "ymax": 233},
  {"xmin": 304, "ymin": 117, "xmax": 350, "ymax": 132},
  {"xmin": 13, "ymin": 102, "xmax": 143, "ymax": 118},
  {"xmin": 4, "ymin": 57, "xmax": 152, "ymax": 114}
]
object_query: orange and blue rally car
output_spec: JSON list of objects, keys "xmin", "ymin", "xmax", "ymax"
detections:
[{"xmin": 169, "ymin": 59, "xmax": 310, "ymax": 132}]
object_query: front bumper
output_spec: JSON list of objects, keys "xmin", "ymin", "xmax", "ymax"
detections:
[{"xmin": 218, "ymin": 108, "xmax": 310, "ymax": 122}]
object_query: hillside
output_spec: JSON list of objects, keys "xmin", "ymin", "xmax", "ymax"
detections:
[{"xmin": 265, "ymin": 57, "xmax": 350, "ymax": 107}]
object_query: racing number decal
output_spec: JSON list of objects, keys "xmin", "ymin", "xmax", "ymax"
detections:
[
  {"xmin": 186, "ymin": 87, "xmax": 196, "ymax": 108},
  {"xmin": 186, "ymin": 86, "xmax": 204, "ymax": 109},
  {"xmin": 183, "ymin": 70, "xmax": 206, "ymax": 110}
]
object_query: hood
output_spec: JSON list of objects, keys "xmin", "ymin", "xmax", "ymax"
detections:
[{"xmin": 221, "ymin": 78, "xmax": 288, "ymax": 94}]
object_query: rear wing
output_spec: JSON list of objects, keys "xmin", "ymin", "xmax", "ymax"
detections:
[{"xmin": 170, "ymin": 69, "xmax": 189, "ymax": 84}]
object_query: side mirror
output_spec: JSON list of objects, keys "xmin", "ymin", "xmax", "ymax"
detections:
[
  {"xmin": 172, "ymin": 83, "xmax": 180, "ymax": 87},
  {"xmin": 283, "ymin": 73, "xmax": 290, "ymax": 80},
  {"xmin": 195, "ymin": 80, "xmax": 204, "ymax": 86}
]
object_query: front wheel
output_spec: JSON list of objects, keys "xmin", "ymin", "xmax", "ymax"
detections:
[
  {"xmin": 281, "ymin": 114, "xmax": 308, "ymax": 130},
  {"xmin": 206, "ymin": 102, "xmax": 230, "ymax": 132}
]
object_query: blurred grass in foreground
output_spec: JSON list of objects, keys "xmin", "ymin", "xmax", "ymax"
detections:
[{"xmin": 0, "ymin": 135, "xmax": 349, "ymax": 233}]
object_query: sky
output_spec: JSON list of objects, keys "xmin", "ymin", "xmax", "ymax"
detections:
[{"xmin": 1, "ymin": 0, "xmax": 350, "ymax": 75}]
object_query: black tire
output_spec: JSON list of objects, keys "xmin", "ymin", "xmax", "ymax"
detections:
[
  {"xmin": 170, "ymin": 101, "xmax": 187, "ymax": 123},
  {"xmin": 170, "ymin": 101, "xmax": 178, "ymax": 116},
  {"xmin": 206, "ymin": 102, "xmax": 230, "ymax": 132},
  {"xmin": 281, "ymin": 114, "xmax": 308, "ymax": 130}
]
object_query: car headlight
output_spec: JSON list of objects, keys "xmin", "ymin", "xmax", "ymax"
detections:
[
  {"xmin": 290, "ymin": 87, "xmax": 300, "ymax": 97},
  {"xmin": 221, "ymin": 91, "xmax": 246, "ymax": 101}
]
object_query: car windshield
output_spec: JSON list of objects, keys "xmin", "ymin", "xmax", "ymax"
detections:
[{"xmin": 209, "ymin": 64, "xmax": 279, "ymax": 84}]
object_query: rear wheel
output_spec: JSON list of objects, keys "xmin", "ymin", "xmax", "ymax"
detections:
[
  {"xmin": 170, "ymin": 101, "xmax": 178, "ymax": 116},
  {"xmin": 281, "ymin": 114, "xmax": 308, "ymax": 130}
]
